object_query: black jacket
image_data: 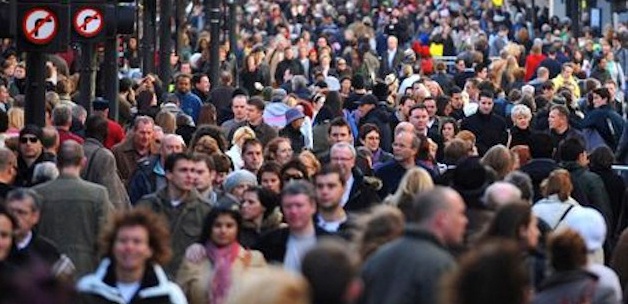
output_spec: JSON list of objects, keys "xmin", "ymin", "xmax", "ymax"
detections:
[
  {"xmin": 460, "ymin": 111, "xmax": 509, "ymax": 156},
  {"xmin": 254, "ymin": 226, "xmax": 331, "ymax": 264},
  {"xmin": 279, "ymin": 125, "xmax": 305, "ymax": 153},
  {"xmin": 345, "ymin": 168, "xmax": 382, "ymax": 213},
  {"xmin": 520, "ymin": 158, "xmax": 559, "ymax": 202}
]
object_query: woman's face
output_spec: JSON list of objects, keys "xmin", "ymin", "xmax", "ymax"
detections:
[
  {"xmin": 512, "ymin": 114, "xmax": 530, "ymax": 129},
  {"xmin": 276, "ymin": 141, "xmax": 294, "ymax": 165},
  {"xmin": 241, "ymin": 191, "xmax": 266, "ymax": 222},
  {"xmin": 0, "ymin": 214, "xmax": 13, "ymax": 261},
  {"xmin": 113, "ymin": 225, "xmax": 153, "ymax": 272},
  {"xmin": 521, "ymin": 215, "xmax": 540, "ymax": 249},
  {"xmin": 441, "ymin": 122, "xmax": 456, "ymax": 140},
  {"xmin": 362, "ymin": 130, "xmax": 381, "ymax": 151},
  {"xmin": 261, "ymin": 172, "xmax": 282, "ymax": 193},
  {"xmin": 211, "ymin": 214, "xmax": 238, "ymax": 247}
]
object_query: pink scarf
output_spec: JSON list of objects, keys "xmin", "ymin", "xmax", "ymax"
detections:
[{"xmin": 206, "ymin": 242, "xmax": 240, "ymax": 304}]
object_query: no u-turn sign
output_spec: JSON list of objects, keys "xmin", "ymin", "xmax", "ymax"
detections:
[{"xmin": 21, "ymin": 7, "xmax": 58, "ymax": 45}]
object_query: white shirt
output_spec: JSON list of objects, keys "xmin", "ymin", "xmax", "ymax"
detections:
[
  {"xmin": 17, "ymin": 231, "xmax": 33, "ymax": 250},
  {"xmin": 317, "ymin": 214, "xmax": 347, "ymax": 233},
  {"xmin": 171, "ymin": 200, "xmax": 182, "ymax": 208},
  {"xmin": 340, "ymin": 175, "xmax": 355, "ymax": 207},
  {"xmin": 284, "ymin": 232, "xmax": 316, "ymax": 272},
  {"xmin": 116, "ymin": 281, "xmax": 141, "ymax": 303}
]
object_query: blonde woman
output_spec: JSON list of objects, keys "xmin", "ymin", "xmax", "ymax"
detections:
[
  {"xmin": 298, "ymin": 150, "xmax": 321, "ymax": 180},
  {"xmin": 6, "ymin": 107, "xmax": 24, "ymax": 138},
  {"xmin": 226, "ymin": 126, "xmax": 256, "ymax": 170},
  {"xmin": 383, "ymin": 167, "xmax": 434, "ymax": 210}
]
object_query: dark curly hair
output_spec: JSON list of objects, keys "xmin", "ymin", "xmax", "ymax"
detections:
[{"xmin": 99, "ymin": 208, "xmax": 172, "ymax": 266}]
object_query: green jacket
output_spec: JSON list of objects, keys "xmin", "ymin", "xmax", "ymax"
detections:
[
  {"xmin": 137, "ymin": 187, "xmax": 211, "ymax": 277},
  {"xmin": 561, "ymin": 161, "xmax": 612, "ymax": 226}
]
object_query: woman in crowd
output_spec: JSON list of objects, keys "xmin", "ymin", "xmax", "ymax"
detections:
[
  {"xmin": 177, "ymin": 207, "xmax": 266, "ymax": 304},
  {"xmin": 482, "ymin": 202, "xmax": 544, "ymax": 288},
  {"xmin": 240, "ymin": 186, "xmax": 283, "ymax": 248},
  {"xmin": 226, "ymin": 127, "xmax": 256, "ymax": 170},
  {"xmin": 257, "ymin": 162, "xmax": 282, "ymax": 194},
  {"xmin": 77, "ymin": 208, "xmax": 187, "ymax": 304},
  {"xmin": 280, "ymin": 159, "xmax": 308, "ymax": 184},
  {"xmin": 298, "ymin": 150, "xmax": 321, "ymax": 180},
  {"xmin": 359, "ymin": 123, "xmax": 393, "ymax": 168},
  {"xmin": 481, "ymin": 145, "xmax": 515, "ymax": 180},
  {"xmin": 264, "ymin": 137, "xmax": 293, "ymax": 167},
  {"xmin": 383, "ymin": 167, "xmax": 434, "ymax": 211},
  {"xmin": 533, "ymin": 229, "xmax": 616, "ymax": 303},
  {"xmin": 589, "ymin": 146, "xmax": 625, "ymax": 233},
  {"xmin": 509, "ymin": 104, "xmax": 534, "ymax": 148},
  {"xmin": 439, "ymin": 117, "xmax": 459, "ymax": 145},
  {"xmin": 532, "ymin": 169, "xmax": 582, "ymax": 229},
  {"xmin": 358, "ymin": 205, "xmax": 405, "ymax": 260}
]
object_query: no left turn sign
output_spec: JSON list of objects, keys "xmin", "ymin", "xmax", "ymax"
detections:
[
  {"xmin": 73, "ymin": 8, "xmax": 104, "ymax": 38},
  {"xmin": 22, "ymin": 8, "xmax": 58, "ymax": 45}
]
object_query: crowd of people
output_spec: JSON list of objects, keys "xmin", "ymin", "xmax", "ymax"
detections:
[{"xmin": 2, "ymin": 0, "xmax": 628, "ymax": 303}]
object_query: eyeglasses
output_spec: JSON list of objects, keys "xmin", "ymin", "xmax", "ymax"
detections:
[{"xmin": 19, "ymin": 137, "xmax": 38, "ymax": 144}]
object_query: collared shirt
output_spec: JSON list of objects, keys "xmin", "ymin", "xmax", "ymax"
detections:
[
  {"xmin": 17, "ymin": 231, "xmax": 33, "ymax": 250},
  {"xmin": 340, "ymin": 175, "xmax": 354, "ymax": 207}
]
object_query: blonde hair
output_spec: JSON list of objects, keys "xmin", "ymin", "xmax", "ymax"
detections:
[
  {"xmin": 384, "ymin": 167, "xmax": 434, "ymax": 208},
  {"xmin": 227, "ymin": 267, "xmax": 311, "ymax": 304},
  {"xmin": 232, "ymin": 126, "xmax": 256, "ymax": 147},
  {"xmin": 358, "ymin": 205, "xmax": 405, "ymax": 259},
  {"xmin": 8, "ymin": 107, "xmax": 24, "ymax": 130},
  {"xmin": 299, "ymin": 150, "xmax": 321, "ymax": 178},
  {"xmin": 481, "ymin": 145, "xmax": 513, "ymax": 180}
]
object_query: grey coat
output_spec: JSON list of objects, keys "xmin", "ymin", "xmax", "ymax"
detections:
[
  {"xmin": 360, "ymin": 226, "xmax": 456, "ymax": 304},
  {"xmin": 82, "ymin": 138, "xmax": 131, "ymax": 210},
  {"xmin": 34, "ymin": 175, "xmax": 114, "ymax": 277},
  {"xmin": 533, "ymin": 270, "xmax": 619, "ymax": 304}
]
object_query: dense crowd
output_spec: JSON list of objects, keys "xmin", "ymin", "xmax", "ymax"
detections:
[{"xmin": 2, "ymin": 0, "xmax": 628, "ymax": 303}]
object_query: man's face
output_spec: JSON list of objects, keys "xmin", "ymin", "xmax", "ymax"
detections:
[
  {"xmin": 605, "ymin": 83, "xmax": 617, "ymax": 98},
  {"xmin": 284, "ymin": 48, "xmax": 294, "ymax": 60},
  {"xmin": 232, "ymin": 96, "xmax": 248, "ymax": 120},
  {"xmin": 441, "ymin": 191, "xmax": 468, "ymax": 245},
  {"xmin": 195, "ymin": 76, "xmax": 211, "ymax": 93},
  {"xmin": 561, "ymin": 66, "xmax": 573, "ymax": 79},
  {"xmin": 194, "ymin": 161, "xmax": 215, "ymax": 192},
  {"xmin": 409, "ymin": 108, "xmax": 429, "ymax": 132},
  {"xmin": 133, "ymin": 122, "xmax": 154, "ymax": 150},
  {"xmin": 400, "ymin": 98, "xmax": 416, "ymax": 117},
  {"xmin": 315, "ymin": 173, "xmax": 344, "ymax": 211},
  {"xmin": 19, "ymin": 135, "xmax": 42, "ymax": 159},
  {"xmin": 6, "ymin": 197, "xmax": 39, "ymax": 238},
  {"xmin": 330, "ymin": 146, "xmax": 355, "ymax": 178},
  {"xmin": 243, "ymin": 143, "xmax": 263, "ymax": 172},
  {"xmin": 160, "ymin": 137, "xmax": 184, "ymax": 158},
  {"xmin": 392, "ymin": 132, "xmax": 417, "ymax": 162},
  {"xmin": 423, "ymin": 99, "xmax": 437, "ymax": 119},
  {"xmin": 282, "ymin": 194, "xmax": 316, "ymax": 232},
  {"xmin": 166, "ymin": 159, "xmax": 197, "ymax": 192},
  {"xmin": 451, "ymin": 93, "xmax": 463, "ymax": 109},
  {"xmin": 548, "ymin": 109, "xmax": 566, "ymax": 131},
  {"xmin": 387, "ymin": 37, "xmax": 398, "ymax": 50},
  {"xmin": 329, "ymin": 126, "xmax": 352, "ymax": 145},
  {"xmin": 246, "ymin": 105, "xmax": 263, "ymax": 124},
  {"xmin": 478, "ymin": 96, "xmax": 494, "ymax": 115},
  {"xmin": 176, "ymin": 77, "xmax": 192, "ymax": 94},
  {"xmin": 592, "ymin": 93, "xmax": 607, "ymax": 108},
  {"xmin": 13, "ymin": 67, "xmax": 25, "ymax": 79}
]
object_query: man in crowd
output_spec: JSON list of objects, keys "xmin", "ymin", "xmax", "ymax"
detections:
[
  {"xmin": 82, "ymin": 115, "xmax": 130, "ymax": 210},
  {"xmin": 128, "ymin": 134, "xmax": 185, "ymax": 204},
  {"xmin": 547, "ymin": 104, "xmax": 585, "ymax": 152},
  {"xmin": 91, "ymin": 98, "xmax": 125, "ymax": 149},
  {"xmin": 112, "ymin": 116, "xmax": 155, "ymax": 185},
  {"xmin": 460, "ymin": 90, "xmax": 508, "ymax": 155},
  {"xmin": 314, "ymin": 165, "xmax": 357, "ymax": 239},
  {"xmin": 16, "ymin": 125, "xmax": 54, "ymax": 187},
  {"xmin": 241, "ymin": 138, "xmax": 264, "ymax": 175},
  {"xmin": 221, "ymin": 88, "xmax": 249, "ymax": 136},
  {"xmin": 191, "ymin": 73, "xmax": 211, "ymax": 103},
  {"xmin": 375, "ymin": 131, "xmax": 420, "ymax": 197},
  {"xmin": 330, "ymin": 142, "xmax": 381, "ymax": 212},
  {"xmin": 193, "ymin": 153, "xmax": 218, "ymax": 206},
  {"xmin": 229, "ymin": 97, "xmax": 277, "ymax": 146},
  {"xmin": 361, "ymin": 187, "xmax": 467, "ymax": 304},
  {"xmin": 175, "ymin": 74, "xmax": 203, "ymax": 123},
  {"xmin": 137, "ymin": 153, "xmax": 211, "ymax": 276},
  {"xmin": 52, "ymin": 104, "xmax": 83, "ymax": 145},
  {"xmin": 34, "ymin": 141, "xmax": 114, "ymax": 277},
  {"xmin": 255, "ymin": 180, "xmax": 329, "ymax": 272}
]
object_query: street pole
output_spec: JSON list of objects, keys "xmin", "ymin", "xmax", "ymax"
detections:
[
  {"xmin": 159, "ymin": 0, "xmax": 173, "ymax": 93},
  {"xmin": 209, "ymin": 0, "xmax": 220, "ymax": 86},
  {"xmin": 79, "ymin": 42, "xmax": 97, "ymax": 115},
  {"xmin": 104, "ymin": 36, "xmax": 119, "ymax": 121},
  {"xmin": 141, "ymin": 0, "xmax": 156, "ymax": 75},
  {"xmin": 228, "ymin": 0, "xmax": 238, "ymax": 87},
  {"xmin": 24, "ymin": 52, "xmax": 46, "ymax": 127}
]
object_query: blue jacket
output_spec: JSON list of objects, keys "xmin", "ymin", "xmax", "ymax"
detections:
[
  {"xmin": 177, "ymin": 91, "xmax": 203, "ymax": 123},
  {"xmin": 580, "ymin": 104, "xmax": 624, "ymax": 150},
  {"xmin": 128, "ymin": 156, "xmax": 165, "ymax": 205}
]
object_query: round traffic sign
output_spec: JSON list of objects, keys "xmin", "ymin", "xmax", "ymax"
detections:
[
  {"xmin": 22, "ymin": 8, "xmax": 58, "ymax": 45},
  {"xmin": 73, "ymin": 8, "xmax": 104, "ymax": 38}
]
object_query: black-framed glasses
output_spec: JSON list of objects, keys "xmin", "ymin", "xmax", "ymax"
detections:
[{"xmin": 19, "ymin": 136, "xmax": 38, "ymax": 144}]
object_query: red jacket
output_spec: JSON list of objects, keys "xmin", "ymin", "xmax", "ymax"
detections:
[
  {"xmin": 525, "ymin": 54, "xmax": 546, "ymax": 81},
  {"xmin": 104, "ymin": 119, "xmax": 125, "ymax": 149},
  {"xmin": 58, "ymin": 129, "xmax": 84, "ymax": 145}
]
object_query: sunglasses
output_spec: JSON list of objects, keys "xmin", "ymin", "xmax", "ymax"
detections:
[{"xmin": 19, "ymin": 137, "xmax": 38, "ymax": 144}]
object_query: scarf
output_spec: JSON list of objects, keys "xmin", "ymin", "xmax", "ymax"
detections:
[{"xmin": 206, "ymin": 242, "xmax": 240, "ymax": 304}]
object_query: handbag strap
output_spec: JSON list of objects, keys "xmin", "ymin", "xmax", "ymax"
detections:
[
  {"xmin": 554, "ymin": 204, "xmax": 575, "ymax": 230},
  {"xmin": 83, "ymin": 147, "xmax": 103, "ymax": 180}
]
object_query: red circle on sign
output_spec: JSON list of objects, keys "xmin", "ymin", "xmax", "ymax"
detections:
[
  {"xmin": 22, "ymin": 7, "xmax": 58, "ymax": 45},
  {"xmin": 73, "ymin": 8, "xmax": 104, "ymax": 38}
]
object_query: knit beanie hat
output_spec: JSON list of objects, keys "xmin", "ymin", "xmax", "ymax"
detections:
[{"xmin": 223, "ymin": 170, "xmax": 258, "ymax": 194}]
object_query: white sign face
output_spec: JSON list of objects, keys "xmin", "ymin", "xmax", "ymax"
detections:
[
  {"xmin": 73, "ymin": 8, "xmax": 103, "ymax": 38},
  {"xmin": 22, "ymin": 8, "xmax": 58, "ymax": 45}
]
